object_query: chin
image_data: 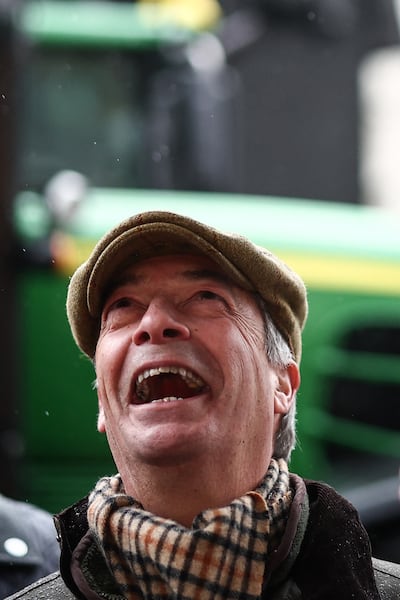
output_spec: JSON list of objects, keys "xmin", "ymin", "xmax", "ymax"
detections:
[{"xmin": 136, "ymin": 430, "xmax": 210, "ymax": 467}]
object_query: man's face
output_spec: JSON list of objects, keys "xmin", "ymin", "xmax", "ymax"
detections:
[{"xmin": 95, "ymin": 254, "xmax": 295, "ymax": 486}]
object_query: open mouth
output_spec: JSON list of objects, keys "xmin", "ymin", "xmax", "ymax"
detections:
[{"xmin": 134, "ymin": 366, "xmax": 207, "ymax": 404}]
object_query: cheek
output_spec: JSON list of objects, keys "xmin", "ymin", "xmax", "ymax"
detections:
[
  {"xmin": 221, "ymin": 333, "xmax": 266, "ymax": 395},
  {"xmin": 230, "ymin": 307, "xmax": 266, "ymax": 352},
  {"xmin": 96, "ymin": 334, "xmax": 128, "ymax": 383},
  {"xmin": 95, "ymin": 369, "xmax": 111, "ymax": 411}
]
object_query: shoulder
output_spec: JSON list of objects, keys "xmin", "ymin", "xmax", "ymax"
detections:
[
  {"xmin": 302, "ymin": 480, "xmax": 400, "ymax": 599},
  {"xmin": 300, "ymin": 477, "xmax": 363, "ymax": 535},
  {"xmin": 303, "ymin": 478, "xmax": 354, "ymax": 506},
  {"xmin": 4, "ymin": 572, "xmax": 77, "ymax": 600},
  {"xmin": 373, "ymin": 558, "xmax": 400, "ymax": 600}
]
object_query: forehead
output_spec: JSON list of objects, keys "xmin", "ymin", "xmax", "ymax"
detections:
[
  {"xmin": 137, "ymin": 252, "xmax": 220, "ymax": 271},
  {"xmin": 112, "ymin": 253, "xmax": 232, "ymax": 286}
]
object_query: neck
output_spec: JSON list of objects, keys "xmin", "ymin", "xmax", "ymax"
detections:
[{"xmin": 120, "ymin": 454, "xmax": 271, "ymax": 527}]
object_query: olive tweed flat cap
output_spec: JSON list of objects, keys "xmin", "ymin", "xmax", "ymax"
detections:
[{"xmin": 66, "ymin": 211, "xmax": 308, "ymax": 361}]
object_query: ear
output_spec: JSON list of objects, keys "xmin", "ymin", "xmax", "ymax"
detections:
[
  {"xmin": 274, "ymin": 361, "xmax": 300, "ymax": 415},
  {"xmin": 97, "ymin": 397, "xmax": 106, "ymax": 433}
]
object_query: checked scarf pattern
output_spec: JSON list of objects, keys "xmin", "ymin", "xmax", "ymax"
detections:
[{"xmin": 87, "ymin": 458, "xmax": 292, "ymax": 600}]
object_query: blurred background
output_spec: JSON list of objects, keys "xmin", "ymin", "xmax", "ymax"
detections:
[{"xmin": 1, "ymin": 0, "xmax": 400, "ymax": 562}]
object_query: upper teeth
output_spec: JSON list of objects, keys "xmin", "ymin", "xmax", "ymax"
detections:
[{"xmin": 136, "ymin": 366, "xmax": 203, "ymax": 388}]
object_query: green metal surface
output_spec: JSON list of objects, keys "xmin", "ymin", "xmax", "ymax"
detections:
[
  {"xmin": 17, "ymin": 1, "xmax": 199, "ymax": 48},
  {"xmin": 15, "ymin": 188, "xmax": 400, "ymax": 260}
]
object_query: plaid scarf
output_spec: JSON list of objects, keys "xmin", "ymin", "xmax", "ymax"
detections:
[{"xmin": 87, "ymin": 459, "xmax": 292, "ymax": 600}]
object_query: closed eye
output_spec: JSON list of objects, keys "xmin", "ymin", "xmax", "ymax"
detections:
[
  {"xmin": 101, "ymin": 295, "xmax": 144, "ymax": 330},
  {"xmin": 192, "ymin": 290, "xmax": 230, "ymax": 311},
  {"xmin": 197, "ymin": 290, "xmax": 221, "ymax": 300},
  {"xmin": 108, "ymin": 297, "xmax": 133, "ymax": 310}
]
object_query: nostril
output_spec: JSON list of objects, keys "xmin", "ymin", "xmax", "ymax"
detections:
[
  {"xmin": 136, "ymin": 331, "xmax": 151, "ymax": 344},
  {"xmin": 163, "ymin": 328, "xmax": 180, "ymax": 338}
]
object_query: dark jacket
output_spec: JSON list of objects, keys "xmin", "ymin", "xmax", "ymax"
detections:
[
  {"xmin": 0, "ymin": 494, "xmax": 60, "ymax": 599},
  {"xmin": 5, "ymin": 478, "xmax": 400, "ymax": 599}
]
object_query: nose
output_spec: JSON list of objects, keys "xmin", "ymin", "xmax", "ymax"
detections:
[{"xmin": 132, "ymin": 299, "xmax": 191, "ymax": 345}]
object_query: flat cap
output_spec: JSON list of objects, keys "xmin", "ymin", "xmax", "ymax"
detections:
[{"xmin": 66, "ymin": 211, "xmax": 308, "ymax": 361}]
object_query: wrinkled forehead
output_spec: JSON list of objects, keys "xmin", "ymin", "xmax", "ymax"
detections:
[
  {"xmin": 102, "ymin": 252, "xmax": 262, "ymax": 315},
  {"xmin": 115, "ymin": 251, "xmax": 225, "ymax": 276},
  {"xmin": 102, "ymin": 252, "xmax": 237, "ymax": 297}
]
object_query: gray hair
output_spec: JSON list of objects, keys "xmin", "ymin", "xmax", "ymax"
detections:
[{"xmin": 257, "ymin": 296, "xmax": 298, "ymax": 463}]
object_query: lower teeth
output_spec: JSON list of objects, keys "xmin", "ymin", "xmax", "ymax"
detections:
[{"xmin": 152, "ymin": 397, "xmax": 184, "ymax": 403}]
